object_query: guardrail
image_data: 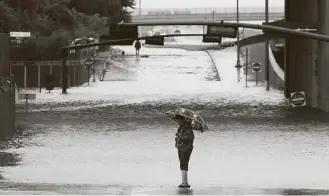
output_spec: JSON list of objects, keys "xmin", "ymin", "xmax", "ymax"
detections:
[{"xmin": 132, "ymin": 6, "xmax": 285, "ymax": 16}]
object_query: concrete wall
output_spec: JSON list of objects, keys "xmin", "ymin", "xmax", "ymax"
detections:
[
  {"xmin": 284, "ymin": 0, "xmax": 318, "ymax": 108},
  {"xmin": 0, "ymin": 87, "xmax": 15, "ymax": 136},
  {"xmin": 241, "ymin": 43, "xmax": 284, "ymax": 89},
  {"xmin": 0, "ymin": 35, "xmax": 15, "ymax": 136},
  {"xmin": 0, "ymin": 35, "xmax": 11, "ymax": 77},
  {"xmin": 317, "ymin": 0, "xmax": 329, "ymax": 111}
]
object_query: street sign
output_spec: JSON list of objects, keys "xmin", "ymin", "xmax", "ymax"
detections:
[
  {"xmin": 207, "ymin": 25, "xmax": 237, "ymax": 38},
  {"xmin": 109, "ymin": 24, "xmax": 138, "ymax": 45},
  {"xmin": 203, "ymin": 35, "xmax": 222, "ymax": 43},
  {"xmin": 10, "ymin": 32, "xmax": 31, "ymax": 38},
  {"xmin": 84, "ymin": 58, "xmax": 94, "ymax": 68},
  {"xmin": 145, "ymin": 36, "xmax": 164, "ymax": 45},
  {"xmin": 252, "ymin": 62, "xmax": 262, "ymax": 72},
  {"xmin": 290, "ymin": 91, "xmax": 306, "ymax": 107}
]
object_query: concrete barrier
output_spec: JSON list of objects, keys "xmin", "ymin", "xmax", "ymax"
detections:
[{"xmin": 0, "ymin": 85, "xmax": 15, "ymax": 136}]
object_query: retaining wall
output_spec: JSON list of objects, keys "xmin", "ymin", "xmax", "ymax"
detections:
[{"xmin": 0, "ymin": 86, "xmax": 15, "ymax": 136}]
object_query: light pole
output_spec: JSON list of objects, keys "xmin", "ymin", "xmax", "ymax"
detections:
[
  {"xmin": 265, "ymin": 0, "xmax": 270, "ymax": 91},
  {"xmin": 139, "ymin": 0, "xmax": 142, "ymax": 15},
  {"xmin": 235, "ymin": 0, "xmax": 242, "ymax": 82}
]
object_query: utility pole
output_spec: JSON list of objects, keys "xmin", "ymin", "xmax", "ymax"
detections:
[
  {"xmin": 139, "ymin": 0, "xmax": 142, "ymax": 15},
  {"xmin": 265, "ymin": 0, "xmax": 270, "ymax": 91},
  {"xmin": 235, "ymin": 0, "xmax": 241, "ymax": 70},
  {"xmin": 245, "ymin": 48, "xmax": 249, "ymax": 87}
]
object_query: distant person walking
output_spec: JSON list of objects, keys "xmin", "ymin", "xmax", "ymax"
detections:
[{"xmin": 134, "ymin": 40, "xmax": 141, "ymax": 56}]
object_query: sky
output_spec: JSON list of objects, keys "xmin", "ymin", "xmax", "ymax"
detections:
[{"xmin": 137, "ymin": 0, "xmax": 285, "ymax": 9}]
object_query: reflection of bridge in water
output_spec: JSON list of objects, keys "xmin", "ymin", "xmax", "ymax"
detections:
[{"xmin": 131, "ymin": 7, "xmax": 284, "ymax": 22}]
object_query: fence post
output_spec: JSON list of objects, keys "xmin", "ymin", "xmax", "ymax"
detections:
[
  {"xmin": 24, "ymin": 64, "xmax": 27, "ymax": 89},
  {"xmin": 38, "ymin": 64, "xmax": 41, "ymax": 92},
  {"xmin": 73, "ymin": 64, "xmax": 76, "ymax": 87}
]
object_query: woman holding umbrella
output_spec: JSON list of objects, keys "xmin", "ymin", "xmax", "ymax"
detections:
[
  {"xmin": 175, "ymin": 114, "xmax": 194, "ymax": 188},
  {"xmin": 166, "ymin": 108, "xmax": 208, "ymax": 188}
]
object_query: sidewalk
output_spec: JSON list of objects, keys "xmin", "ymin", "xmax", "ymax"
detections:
[{"xmin": 1, "ymin": 182, "xmax": 329, "ymax": 195}]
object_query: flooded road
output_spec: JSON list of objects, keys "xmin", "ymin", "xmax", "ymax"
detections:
[{"xmin": 1, "ymin": 46, "xmax": 329, "ymax": 194}]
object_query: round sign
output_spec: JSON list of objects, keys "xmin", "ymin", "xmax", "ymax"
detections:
[
  {"xmin": 252, "ymin": 63, "xmax": 261, "ymax": 72},
  {"xmin": 84, "ymin": 58, "xmax": 93, "ymax": 68},
  {"xmin": 291, "ymin": 92, "xmax": 306, "ymax": 106}
]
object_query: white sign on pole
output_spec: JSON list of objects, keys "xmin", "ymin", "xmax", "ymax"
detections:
[
  {"xmin": 18, "ymin": 93, "xmax": 36, "ymax": 100},
  {"xmin": 18, "ymin": 93, "xmax": 36, "ymax": 113},
  {"xmin": 290, "ymin": 91, "xmax": 306, "ymax": 107},
  {"xmin": 252, "ymin": 62, "xmax": 262, "ymax": 72},
  {"xmin": 10, "ymin": 32, "xmax": 31, "ymax": 38}
]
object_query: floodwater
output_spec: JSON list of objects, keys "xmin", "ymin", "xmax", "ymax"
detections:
[{"xmin": 1, "ymin": 45, "xmax": 329, "ymax": 194}]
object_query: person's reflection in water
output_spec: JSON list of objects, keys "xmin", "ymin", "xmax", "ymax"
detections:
[{"xmin": 176, "ymin": 187, "xmax": 194, "ymax": 195}]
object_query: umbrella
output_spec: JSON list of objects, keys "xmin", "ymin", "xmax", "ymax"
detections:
[{"xmin": 165, "ymin": 108, "xmax": 209, "ymax": 132}]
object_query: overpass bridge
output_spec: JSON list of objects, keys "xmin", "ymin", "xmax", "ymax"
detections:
[{"xmin": 131, "ymin": 7, "xmax": 284, "ymax": 22}]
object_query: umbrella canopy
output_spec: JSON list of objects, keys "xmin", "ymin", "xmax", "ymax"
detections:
[{"xmin": 165, "ymin": 108, "xmax": 209, "ymax": 132}]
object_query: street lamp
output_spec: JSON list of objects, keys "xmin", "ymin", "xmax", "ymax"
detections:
[
  {"xmin": 235, "ymin": 0, "xmax": 241, "ymax": 68},
  {"xmin": 265, "ymin": 0, "xmax": 270, "ymax": 91},
  {"xmin": 139, "ymin": 0, "xmax": 142, "ymax": 15},
  {"xmin": 235, "ymin": 0, "xmax": 242, "ymax": 82}
]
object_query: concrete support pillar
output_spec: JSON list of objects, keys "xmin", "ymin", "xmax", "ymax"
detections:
[
  {"xmin": 316, "ymin": 0, "xmax": 329, "ymax": 111},
  {"xmin": 284, "ymin": 0, "xmax": 318, "ymax": 108}
]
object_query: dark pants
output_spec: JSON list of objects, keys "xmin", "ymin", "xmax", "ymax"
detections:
[{"xmin": 178, "ymin": 148, "xmax": 193, "ymax": 171}]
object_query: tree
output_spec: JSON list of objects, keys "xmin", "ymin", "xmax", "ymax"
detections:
[{"xmin": 1, "ymin": 0, "xmax": 136, "ymax": 60}]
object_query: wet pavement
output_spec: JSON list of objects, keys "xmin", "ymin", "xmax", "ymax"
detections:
[{"xmin": 2, "ymin": 43, "xmax": 329, "ymax": 195}]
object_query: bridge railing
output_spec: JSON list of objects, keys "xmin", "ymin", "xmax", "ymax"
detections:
[{"xmin": 132, "ymin": 7, "xmax": 284, "ymax": 16}]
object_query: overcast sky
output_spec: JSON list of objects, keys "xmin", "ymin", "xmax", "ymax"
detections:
[{"xmin": 137, "ymin": 0, "xmax": 284, "ymax": 8}]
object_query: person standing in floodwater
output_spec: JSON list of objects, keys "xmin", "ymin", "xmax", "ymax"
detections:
[
  {"xmin": 134, "ymin": 40, "xmax": 141, "ymax": 56},
  {"xmin": 174, "ymin": 115, "xmax": 194, "ymax": 188}
]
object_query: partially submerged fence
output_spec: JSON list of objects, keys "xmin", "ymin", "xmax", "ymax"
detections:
[{"xmin": 10, "ymin": 60, "xmax": 88, "ymax": 88}]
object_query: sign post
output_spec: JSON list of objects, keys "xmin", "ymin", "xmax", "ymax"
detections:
[
  {"xmin": 290, "ymin": 91, "xmax": 306, "ymax": 107},
  {"xmin": 10, "ymin": 32, "xmax": 31, "ymax": 48},
  {"xmin": 245, "ymin": 48, "xmax": 249, "ymax": 87},
  {"xmin": 18, "ymin": 93, "xmax": 36, "ymax": 113},
  {"xmin": 84, "ymin": 58, "xmax": 94, "ymax": 86},
  {"xmin": 252, "ymin": 62, "xmax": 262, "ymax": 86}
]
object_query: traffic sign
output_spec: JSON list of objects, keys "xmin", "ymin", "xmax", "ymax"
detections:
[
  {"xmin": 207, "ymin": 25, "xmax": 237, "ymax": 38},
  {"xmin": 109, "ymin": 24, "xmax": 138, "ymax": 45},
  {"xmin": 203, "ymin": 35, "xmax": 222, "ymax": 43},
  {"xmin": 290, "ymin": 91, "xmax": 306, "ymax": 107},
  {"xmin": 252, "ymin": 63, "xmax": 262, "ymax": 72},
  {"xmin": 10, "ymin": 32, "xmax": 31, "ymax": 38},
  {"xmin": 145, "ymin": 36, "xmax": 164, "ymax": 45},
  {"xmin": 84, "ymin": 58, "xmax": 94, "ymax": 68}
]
